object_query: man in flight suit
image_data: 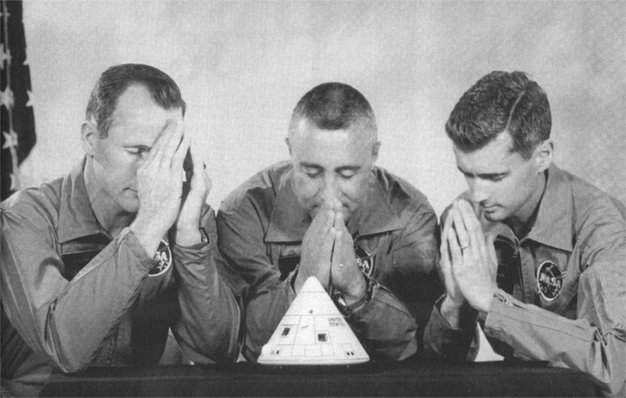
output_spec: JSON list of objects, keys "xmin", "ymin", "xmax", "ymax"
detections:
[
  {"xmin": 425, "ymin": 71, "xmax": 625, "ymax": 396},
  {"xmin": 1, "ymin": 64, "xmax": 241, "ymax": 396},
  {"xmin": 217, "ymin": 82, "xmax": 441, "ymax": 362}
]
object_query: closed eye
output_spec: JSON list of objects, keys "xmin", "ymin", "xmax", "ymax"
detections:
[
  {"xmin": 481, "ymin": 173, "xmax": 508, "ymax": 182},
  {"xmin": 300, "ymin": 164, "xmax": 323, "ymax": 178},
  {"xmin": 338, "ymin": 170, "xmax": 357, "ymax": 179},
  {"xmin": 337, "ymin": 167, "xmax": 360, "ymax": 179},
  {"xmin": 125, "ymin": 146, "xmax": 151, "ymax": 156}
]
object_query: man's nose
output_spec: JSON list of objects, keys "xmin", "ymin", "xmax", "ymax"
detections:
[
  {"xmin": 470, "ymin": 179, "xmax": 490, "ymax": 205},
  {"xmin": 321, "ymin": 175, "xmax": 339, "ymax": 204}
]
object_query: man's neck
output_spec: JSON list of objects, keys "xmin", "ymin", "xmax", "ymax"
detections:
[{"xmin": 506, "ymin": 171, "xmax": 547, "ymax": 238}]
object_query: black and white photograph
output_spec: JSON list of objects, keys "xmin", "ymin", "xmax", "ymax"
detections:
[{"xmin": 2, "ymin": 1, "xmax": 624, "ymax": 396}]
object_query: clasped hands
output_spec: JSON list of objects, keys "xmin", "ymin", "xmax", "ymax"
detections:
[
  {"xmin": 440, "ymin": 199, "xmax": 498, "ymax": 322},
  {"xmin": 294, "ymin": 200, "xmax": 367, "ymax": 305},
  {"xmin": 130, "ymin": 118, "xmax": 211, "ymax": 257}
]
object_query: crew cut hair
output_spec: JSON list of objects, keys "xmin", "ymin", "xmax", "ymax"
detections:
[
  {"xmin": 86, "ymin": 63, "xmax": 186, "ymax": 138},
  {"xmin": 289, "ymin": 82, "xmax": 377, "ymax": 142},
  {"xmin": 445, "ymin": 71, "xmax": 551, "ymax": 159}
]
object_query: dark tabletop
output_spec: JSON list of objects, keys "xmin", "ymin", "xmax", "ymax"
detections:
[{"xmin": 39, "ymin": 360, "xmax": 598, "ymax": 397}]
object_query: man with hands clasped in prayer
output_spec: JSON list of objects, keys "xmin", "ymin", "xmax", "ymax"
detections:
[
  {"xmin": 217, "ymin": 82, "xmax": 442, "ymax": 362},
  {"xmin": 295, "ymin": 197, "xmax": 367, "ymax": 303},
  {"xmin": 425, "ymin": 71, "xmax": 625, "ymax": 396}
]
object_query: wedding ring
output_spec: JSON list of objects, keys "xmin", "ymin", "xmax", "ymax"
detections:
[{"xmin": 339, "ymin": 263, "xmax": 345, "ymax": 267}]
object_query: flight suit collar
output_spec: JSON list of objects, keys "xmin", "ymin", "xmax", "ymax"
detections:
[
  {"xmin": 474, "ymin": 164, "xmax": 573, "ymax": 252},
  {"xmin": 525, "ymin": 163, "xmax": 574, "ymax": 252},
  {"xmin": 57, "ymin": 158, "xmax": 102, "ymax": 244},
  {"xmin": 265, "ymin": 166, "xmax": 404, "ymax": 243}
]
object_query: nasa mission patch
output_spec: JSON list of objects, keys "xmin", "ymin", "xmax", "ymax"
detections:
[
  {"xmin": 536, "ymin": 260, "xmax": 565, "ymax": 301},
  {"xmin": 354, "ymin": 245, "xmax": 376, "ymax": 276},
  {"xmin": 149, "ymin": 240, "xmax": 172, "ymax": 277}
]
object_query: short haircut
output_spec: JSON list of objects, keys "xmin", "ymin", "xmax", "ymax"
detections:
[
  {"xmin": 86, "ymin": 64, "xmax": 186, "ymax": 138},
  {"xmin": 446, "ymin": 71, "xmax": 551, "ymax": 159},
  {"xmin": 288, "ymin": 82, "xmax": 377, "ymax": 144}
]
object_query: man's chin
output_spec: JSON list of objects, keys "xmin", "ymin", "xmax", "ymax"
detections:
[{"xmin": 482, "ymin": 207, "xmax": 506, "ymax": 223}]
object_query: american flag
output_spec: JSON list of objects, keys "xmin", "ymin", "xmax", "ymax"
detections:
[{"xmin": 1, "ymin": 0, "xmax": 36, "ymax": 201}]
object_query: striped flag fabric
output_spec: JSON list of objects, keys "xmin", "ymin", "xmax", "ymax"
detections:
[{"xmin": 1, "ymin": 0, "xmax": 36, "ymax": 201}]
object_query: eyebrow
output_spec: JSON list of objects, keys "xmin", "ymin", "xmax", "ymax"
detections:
[
  {"xmin": 300, "ymin": 163, "xmax": 361, "ymax": 173},
  {"xmin": 300, "ymin": 162, "xmax": 323, "ymax": 170},
  {"xmin": 457, "ymin": 166, "xmax": 508, "ymax": 179}
]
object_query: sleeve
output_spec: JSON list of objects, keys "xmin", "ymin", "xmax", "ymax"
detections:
[
  {"xmin": 216, "ymin": 198, "xmax": 293, "ymax": 363},
  {"xmin": 170, "ymin": 206, "xmax": 245, "ymax": 365},
  {"xmin": 422, "ymin": 205, "xmax": 478, "ymax": 361},
  {"xmin": 483, "ymin": 236, "xmax": 626, "ymax": 396},
  {"xmin": 1, "ymin": 209, "xmax": 154, "ymax": 373},
  {"xmin": 342, "ymin": 281, "xmax": 418, "ymax": 360},
  {"xmin": 423, "ymin": 297, "xmax": 478, "ymax": 361},
  {"xmin": 345, "ymin": 203, "xmax": 442, "ymax": 360}
]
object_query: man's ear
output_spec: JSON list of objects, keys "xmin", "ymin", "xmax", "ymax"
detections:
[
  {"xmin": 371, "ymin": 141, "xmax": 382, "ymax": 163},
  {"xmin": 81, "ymin": 121, "xmax": 98, "ymax": 157},
  {"xmin": 534, "ymin": 139, "xmax": 553, "ymax": 173}
]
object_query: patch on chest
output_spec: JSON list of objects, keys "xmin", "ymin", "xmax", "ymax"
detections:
[
  {"xmin": 149, "ymin": 240, "xmax": 172, "ymax": 277},
  {"xmin": 354, "ymin": 245, "xmax": 376, "ymax": 276},
  {"xmin": 536, "ymin": 260, "xmax": 565, "ymax": 301}
]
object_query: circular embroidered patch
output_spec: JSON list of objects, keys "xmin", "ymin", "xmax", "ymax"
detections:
[
  {"xmin": 149, "ymin": 240, "xmax": 172, "ymax": 277},
  {"xmin": 536, "ymin": 260, "xmax": 564, "ymax": 301}
]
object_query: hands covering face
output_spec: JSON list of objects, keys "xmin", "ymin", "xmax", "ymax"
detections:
[
  {"xmin": 296, "ymin": 199, "xmax": 367, "ymax": 303},
  {"xmin": 440, "ymin": 199, "xmax": 498, "ymax": 314},
  {"xmin": 174, "ymin": 136, "xmax": 212, "ymax": 246},
  {"xmin": 130, "ymin": 118, "xmax": 211, "ymax": 256}
]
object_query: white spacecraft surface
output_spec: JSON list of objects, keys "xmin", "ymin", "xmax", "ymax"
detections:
[{"xmin": 258, "ymin": 276, "xmax": 370, "ymax": 366}]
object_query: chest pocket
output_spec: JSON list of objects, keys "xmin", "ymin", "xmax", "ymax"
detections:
[
  {"xmin": 277, "ymin": 255, "xmax": 300, "ymax": 281},
  {"xmin": 495, "ymin": 241, "xmax": 519, "ymax": 295},
  {"xmin": 60, "ymin": 234, "xmax": 110, "ymax": 281},
  {"xmin": 276, "ymin": 244, "xmax": 302, "ymax": 281},
  {"xmin": 61, "ymin": 249, "xmax": 104, "ymax": 280}
]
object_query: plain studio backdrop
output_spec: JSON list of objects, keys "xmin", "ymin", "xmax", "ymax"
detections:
[{"xmin": 18, "ymin": 0, "xmax": 625, "ymax": 216}]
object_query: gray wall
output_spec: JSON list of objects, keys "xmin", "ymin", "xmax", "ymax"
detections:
[{"xmin": 21, "ymin": 0, "xmax": 625, "ymax": 215}]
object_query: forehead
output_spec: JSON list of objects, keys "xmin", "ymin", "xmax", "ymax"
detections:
[
  {"xmin": 291, "ymin": 119, "xmax": 373, "ymax": 166},
  {"xmin": 108, "ymin": 84, "xmax": 182, "ymax": 142},
  {"xmin": 453, "ymin": 131, "xmax": 525, "ymax": 173}
]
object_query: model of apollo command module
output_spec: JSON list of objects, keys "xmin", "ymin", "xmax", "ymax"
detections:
[{"xmin": 258, "ymin": 276, "xmax": 370, "ymax": 365}]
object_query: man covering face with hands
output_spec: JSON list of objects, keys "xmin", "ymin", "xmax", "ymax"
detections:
[
  {"xmin": 217, "ymin": 82, "xmax": 442, "ymax": 362},
  {"xmin": 1, "ymin": 64, "xmax": 242, "ymax": 397},
  {"xmin": 425, "ymin": 71, "xmax": 625, "ymax": 396}
]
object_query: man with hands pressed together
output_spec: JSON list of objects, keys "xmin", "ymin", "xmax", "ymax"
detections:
[
  {"xmin": 1, "ymin": 64, "xmax": 241, "ymax": 396},
  {"xmin": 293, "ymin": 198, "xmax": 367, "ymax": 302},
  {"xmin": 217, "ymin": 82, "xmax": 441, "ymax": 362},
  {"xmin": 425, "ymin": 71, "xmax": 625, "ymax": 396}
]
